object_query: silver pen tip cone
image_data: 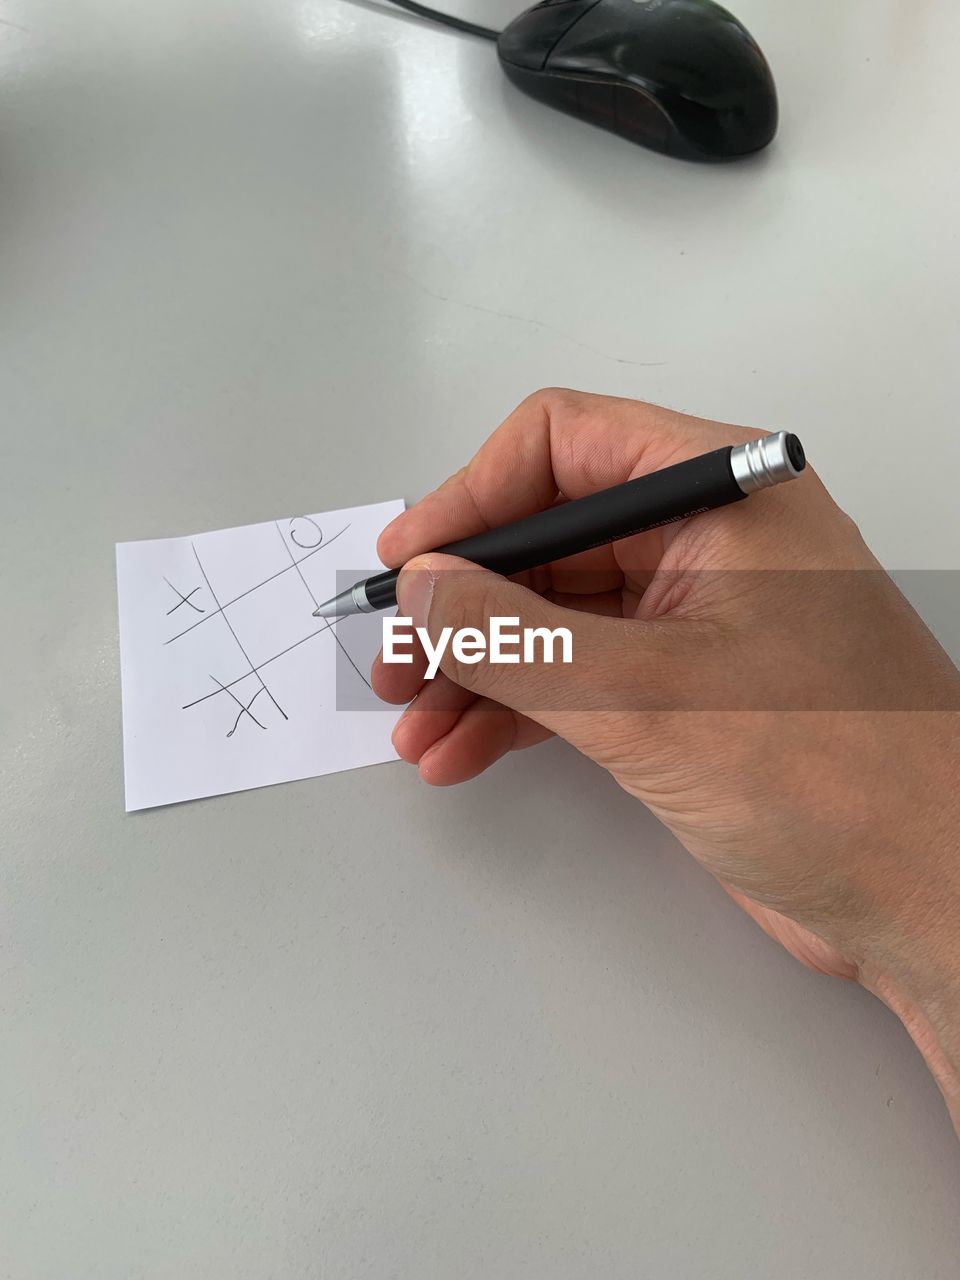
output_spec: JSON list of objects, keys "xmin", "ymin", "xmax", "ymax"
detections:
[{"xmin": 312, "ymin": 587, "xmax": 355, "ymax": 619}]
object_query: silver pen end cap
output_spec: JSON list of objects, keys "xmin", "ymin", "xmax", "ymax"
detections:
[{"xmin": 729, "ymin": 432, "xmax": 806, "ymax": 495}]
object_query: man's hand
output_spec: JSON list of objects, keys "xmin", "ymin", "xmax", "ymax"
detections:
[{"xmin": 371, "ymin": 389, "xmax": 960, "ymax": 1129}]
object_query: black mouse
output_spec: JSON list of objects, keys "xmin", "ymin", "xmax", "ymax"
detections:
[{"xmin": 497, "ymin": 0, "xmax": 777, "ymax": 160}]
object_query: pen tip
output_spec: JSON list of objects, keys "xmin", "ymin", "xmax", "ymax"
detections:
[{"xmin": 312, "ymin": 594, "xmax": 342, "ymax": 620}]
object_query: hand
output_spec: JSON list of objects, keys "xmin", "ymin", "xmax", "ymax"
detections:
[{"xmin": 372, "ymin": 389, "xmax": 960, "ymax": 1128}]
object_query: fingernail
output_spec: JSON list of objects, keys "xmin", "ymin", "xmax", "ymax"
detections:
[{"xmin": 397, "ymin": 558, "xmax": 436, "ymax": 630}]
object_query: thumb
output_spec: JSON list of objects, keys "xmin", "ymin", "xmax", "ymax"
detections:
[{"xmin": 395, "ymin": 554, "xmax": 690, "ymax": 757}]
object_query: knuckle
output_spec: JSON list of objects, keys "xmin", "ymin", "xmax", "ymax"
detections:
[
  {"xmin": 521, "ymin": 386, "xmax": 581, "ymax": 418},
  {"xmin": 437, "ymin": 464, "xmax": 469, "ymax": 494}
]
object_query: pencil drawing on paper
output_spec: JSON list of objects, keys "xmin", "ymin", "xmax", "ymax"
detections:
[
  {"xmin": 116, "ymin": 497, "xmax": 405, "ymax": 811},
  {"xmin": 162, "ymin": 517, "xmax": 371, "ymax": 738}
]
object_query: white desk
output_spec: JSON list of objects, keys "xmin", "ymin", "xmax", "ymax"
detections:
[{"xmin": 3, "ymin": 1, "xmax": 959, "ymax": 1274}]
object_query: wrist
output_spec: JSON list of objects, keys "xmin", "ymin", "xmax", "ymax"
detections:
[
  {"xmin": 862, "ymin": 955, "xmax": 960, "ymax": 1131},
  {"xmin": 857, "ymin": 791, "xmax": 960, "ymax": 1129}
]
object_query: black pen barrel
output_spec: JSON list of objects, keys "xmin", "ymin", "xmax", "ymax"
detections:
[
  {"xmin": 363, "ymin": 444, "xmax": 744, "ymax": 611},
  {"xmin": 320, "ymin": 433, "xmax": 804, "ymax": 618},
  {"xmin": 442, "ymin": 443, "xmax": 743, "ymax": 570}
]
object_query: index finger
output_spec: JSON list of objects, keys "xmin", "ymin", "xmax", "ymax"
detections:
[{"xmin": 376, "ymin": 388, "xmax": 750, "ymax": 568}]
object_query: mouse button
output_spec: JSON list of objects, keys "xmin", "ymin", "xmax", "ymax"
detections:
[
  {"xmin": 497, "ymin": 0, "xmax": 602, "ymax": 71},
  {"xmin": 545, "ymin": 0, "xmax": 649, "ymax": 77}
]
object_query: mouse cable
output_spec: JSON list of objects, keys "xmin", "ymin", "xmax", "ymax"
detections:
[{"xmin": 382, "ymin": 0, "xmax": 500, "ymax": 41}]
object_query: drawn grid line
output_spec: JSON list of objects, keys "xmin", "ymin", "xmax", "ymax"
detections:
[
  {"xmin": 273, "ymin": 521, "xmax": 372, "ymax": 692},
  {"xmin": 166, "ymin": 523, "xmax": 351, "ymax": 646},
  {"xmin": 182, "ymin": 620, "xmax": 339, "ymax": 710},
  {"xmin": 192, "ymin": 541, "xmax": 288, "ymax": 722}
]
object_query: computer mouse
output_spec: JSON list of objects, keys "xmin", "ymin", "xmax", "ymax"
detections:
[{"xmin": 497, "ymin": 0, "xmax": 778, "ymax": 160}]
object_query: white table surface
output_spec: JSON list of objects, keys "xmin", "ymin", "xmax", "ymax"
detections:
[{"xmin": 2, "ymin": 1, "xmax": 959, "ymax": 1275}]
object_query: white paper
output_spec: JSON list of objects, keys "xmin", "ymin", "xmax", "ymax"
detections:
[{"xmin": 116, "ymin": 500, "xmax": 405, "ymax": 811}]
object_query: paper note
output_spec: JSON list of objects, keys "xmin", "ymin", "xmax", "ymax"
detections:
[{"xmin": 116, "ymin": 500, "xmax": 405, "ymax": 811}]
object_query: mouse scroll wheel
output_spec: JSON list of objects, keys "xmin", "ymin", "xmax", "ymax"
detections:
[{"xmin": 498, "ymin": 0, "xmax": 603, "ymax": 72}]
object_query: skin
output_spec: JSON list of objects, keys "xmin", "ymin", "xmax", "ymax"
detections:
[{"xmin": 371, "ymin": 389, "xmax": 960, "ymax": 1130}]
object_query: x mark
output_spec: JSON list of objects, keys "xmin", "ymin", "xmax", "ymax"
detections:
[
  {"xmin": 210, "ymin": 675, "xmax": 267, "ymax": 736},
  {"xmin": 165, "ymin": 577, "xmax": 205, "ymax": 615}
]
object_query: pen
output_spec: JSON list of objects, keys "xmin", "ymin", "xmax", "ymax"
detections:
[{"xmin": 313, "ymin": 432, "xmax": 806, "ymax": 619}]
